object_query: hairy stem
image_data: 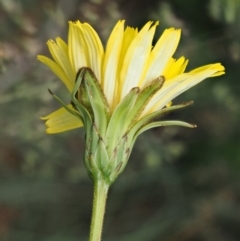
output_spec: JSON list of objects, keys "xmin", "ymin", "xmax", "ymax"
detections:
[{"xmin": 89, "ymin": 179, "xmax": 109, "ymax": 241}]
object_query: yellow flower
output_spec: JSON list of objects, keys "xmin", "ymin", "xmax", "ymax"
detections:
[{"xmin": 38, "ymin": 20, "xmax": 225, "ymax": 134}]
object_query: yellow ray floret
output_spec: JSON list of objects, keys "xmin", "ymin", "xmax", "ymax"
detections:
[
  {"xmin": 41, "ymin": 105, "xmax": 83, "ymax": 133},
  {"xmin": 38, "ymin": 20, "xmax": 225, "ymax": 134}
]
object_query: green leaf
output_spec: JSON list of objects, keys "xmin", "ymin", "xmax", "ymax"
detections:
[
  {"xmin": 82, "ymin": 68, "xmax": 110, "ymax": 138},
  {"xmin": 102, "ymin": 134, "xmax": 126, "ymax": 178},
  {"xmin": 48, "ymin": 89, "xmax": 82, "ymax": 120},
  {"xmin": 95, "ymin": 137, "xmax": 109, "ymax": 168},
  {"xmin": 71, "ymin": 69, "xmax": 95, "ymax": 176},
  {"xmin": 126, "ymin": 76, "xmax": 165, "ymax": 127},
  {"xmin": 126, "ymin": 101, "xmax": 196, "ymax": 151},
  {"xmin": 93, "ymin": 137, "xmax": 110, "ymax": 181},
  {"xmin": 110, "ymin": 134, "xmax": 132, "ymax": 177},
  {"xmin": 136, "ymin": 120, "xmax": 196, "ymax": 136},
  {"xmin": 87, "ymin": 153, "xmax": 101, "ymax": 181},
  {"xmin": 105, "ymin": 87, "xmax": 140, "ymax": 156},
  {"xmin": 155, "ymin": 101, "xmax": 194, "ymax": 118},
  {"xmin": 130, "ymin": 101, "xmax": 194, "ymax": 136},
  {"xmin": 71, "ymin": 68, "xmax": 93, "ymax": 126}
]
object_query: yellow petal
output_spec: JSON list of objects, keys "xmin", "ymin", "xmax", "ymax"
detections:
[
  {"xmin": 143, "ymin": 74, "xmax": 188, "ymax": 115},
  {"xmin": 102, "ymin": 20, "xmax": 125, "ymax": 108},
  {"xmin": 46, "ymin": 39, "xmax": 75, "ymax": 83},
  {"xmin": 82, "ymin": 23, "xmax": 104, "ymax": 81},
  {"xmin": 118, "ymin": 26, "xmax": 138, "ymax": 70},
  {"xmin": 120, "ymin": 21, "xmax": 158, "ymax": 99},
  {"xmin": 145, "ymin": 63, "xmax": 225, "ymax": 114},
  {"xmin": 41, "ymin": 105, "xmax": 83, "ymax": 133},
  {"xmin": 189, "ymin": 63, "xmax": 225, "ymax": 76},
  {"xmin": 141, "ymin": 28, "xmax": 181, "ymax": 87},
  {"xmin": 114, "ymin": 26, "xmax": 138, "ymax": 104},
  {"xmin": 164, "ymin": 56, "xmax": 189, "ymax": 80},
  {"xmin": 38, "ymin": 20, "xmax": 226, "ymax": 132},
  {"xmin": 68, "ymin": 21, "xmax": 88, "ymax": 72},
  {"xmin": 37, "ymin": 55, "xmax": 74, "ymax": 92}
]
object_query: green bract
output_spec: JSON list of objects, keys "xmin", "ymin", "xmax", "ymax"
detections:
[{"xmin": 50, "ymin": 67, "xmax": 195, "ymax": 185}]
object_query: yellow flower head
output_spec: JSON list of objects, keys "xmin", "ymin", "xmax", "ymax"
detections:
[
  {"xmin": 38, "ymin": 20, "xmax": 225, "ymax": 134},
  {"xmin": 38, "ymin": 20, "xmax": 225, "ymax": 183}
]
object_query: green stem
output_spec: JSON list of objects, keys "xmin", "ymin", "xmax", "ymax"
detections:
[{"xmin": 89, "ymin": 179, "xmax": 109, "ymax": 241}]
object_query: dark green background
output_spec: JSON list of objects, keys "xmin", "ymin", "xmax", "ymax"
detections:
[{"xmin": 0, "ymin": 0, "xmax": 239, "ymax": 240}]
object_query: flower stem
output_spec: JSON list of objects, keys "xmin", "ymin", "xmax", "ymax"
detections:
[{"xmin": 89, "ymin": 179, "xmax": 109, "ymax": 241}]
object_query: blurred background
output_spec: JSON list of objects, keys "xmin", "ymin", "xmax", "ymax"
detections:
[{"xmin": 0, "ymin": 0, "xmax": 239, "ymax": 240}]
